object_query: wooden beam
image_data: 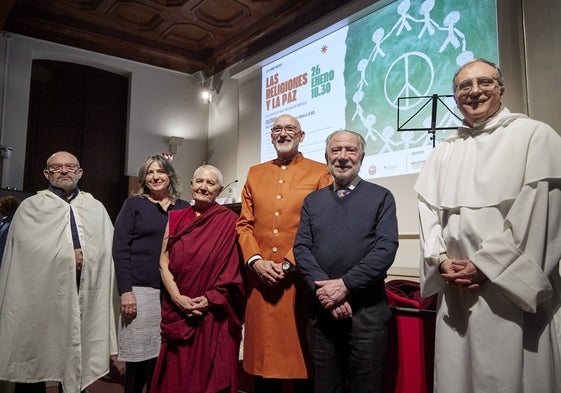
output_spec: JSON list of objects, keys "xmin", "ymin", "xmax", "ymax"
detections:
[{"xmin": 0, "ymin": 0, "xmax": 15, "ymax": 30}]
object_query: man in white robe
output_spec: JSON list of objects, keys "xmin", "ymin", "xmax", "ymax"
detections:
[
  {"xmin": 0, "ymin": 151, "xmax": 117, "ymax": 393},
  {"xmin": 415, "ymin": 59, "xmax": 561, "ymax": 393}
]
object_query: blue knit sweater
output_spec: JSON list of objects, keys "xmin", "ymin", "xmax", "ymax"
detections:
[
  {"xmin": 294, "ymin": 180, "xmax": 398, "ymax": 303},
  {"xmin": 112, "ymin": 195, "xmax": 189, "ymax": 294}
]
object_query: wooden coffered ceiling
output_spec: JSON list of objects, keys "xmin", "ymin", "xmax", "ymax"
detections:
[{"xmin": 0, "ymin": 0, "xmax": 356, "ymax": 75}]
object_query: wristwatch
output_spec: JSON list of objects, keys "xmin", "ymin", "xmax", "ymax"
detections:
[{"xmin": 282, "ymin": 259, "xmax": 297, "ymax": 273}]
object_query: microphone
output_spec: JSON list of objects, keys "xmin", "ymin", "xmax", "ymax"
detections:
[
  {"xmin": 219, "ymin": 180, "xmax": 239, "ymax": 205},
  {"xmin": 220, "ymin": 179, "xmax": 238, "ymax": 195}
]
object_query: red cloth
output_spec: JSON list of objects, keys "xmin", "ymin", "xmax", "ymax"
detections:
[
  {"xmin": 384, "ymin": 280, "xmax": 436, "ymax": 393},
  {"xmin": 151, "ymin": 204, "xmax": 245, "ymax": 393},
  {"xmin": 385, "ymin": 279, "xmax": 436, "ymax": 310}
]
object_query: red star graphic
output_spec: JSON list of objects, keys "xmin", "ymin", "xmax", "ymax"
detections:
[{"xmin": 321, "ymin": 44, "xmax": 328, "ymax": 54}]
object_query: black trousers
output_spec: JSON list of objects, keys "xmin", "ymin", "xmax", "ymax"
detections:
[
  {"xmin": 124, "ymin": 358, "xmax": 157, "ymax": 393},
  {"xmin": 254, "ymin": 376, "xmax": 313, "ymax": 393},
  {"xmin": 307, "ymin": 301, "xmax": 391, "ymax": 393},
  {"xmin": 14, "ymin": 382, "xmax": 47, "ymax": 393}
]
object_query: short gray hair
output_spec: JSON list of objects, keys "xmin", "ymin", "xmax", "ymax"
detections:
[
  {"xmin": 325, "ymin": 130, "xmax": 366, "ymax": 156},
  {"xmin": 192, "ymin": 164, "xmax": 224, "ymax": 186}
]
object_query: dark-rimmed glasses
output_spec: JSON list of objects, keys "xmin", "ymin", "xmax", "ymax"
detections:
[
  {"xmin": 271, "ymin": 125, "xmax": 300, "ymax": 136},
  {"xmin": 456, "ymin": 77, "xmax": 498, "ymax": 92},
  {"xmin": 47, "ymin": 164, "xmax": 80, "ymax": 173}
]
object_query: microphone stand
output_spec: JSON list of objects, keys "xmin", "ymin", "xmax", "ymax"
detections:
[{"xmin": 219, "ymin": 179, "xmax": 239, "ymax": 204}]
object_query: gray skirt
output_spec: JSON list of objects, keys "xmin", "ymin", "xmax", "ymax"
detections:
[{"xmin": 117, "ymin": 286, "xmax": 162, "ymax": 362}]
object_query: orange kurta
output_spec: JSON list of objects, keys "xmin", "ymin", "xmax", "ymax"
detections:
[{"xmin": 236, "ymin": 153, "xmax": 332, "ymax": 378}]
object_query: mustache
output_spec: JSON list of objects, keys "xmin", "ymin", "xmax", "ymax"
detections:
[
  {"xmin": 465, "ymin": 97, "xmax": 487, "ymax": 104},
  {"xmin": 274, "ymin": 135, "xmax": 293, "ymax": 142}
]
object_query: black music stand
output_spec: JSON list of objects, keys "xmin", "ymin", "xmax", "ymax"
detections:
[{"xmin": 397, "ymin": 94, "xmax": 461, "ymax": 148}]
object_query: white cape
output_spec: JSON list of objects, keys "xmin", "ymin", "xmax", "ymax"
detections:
[
  {"xmin": 0, "ymin": 190, "xmax": 117, "ymax": 393},
  {"xmin": 415, "ymin": 108, "xmax": 561, "ymax": 393}
]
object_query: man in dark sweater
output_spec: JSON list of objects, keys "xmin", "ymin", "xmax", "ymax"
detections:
[{"xmin": 294, "ymin": 130, "xmax": 399, "ymax": 393}]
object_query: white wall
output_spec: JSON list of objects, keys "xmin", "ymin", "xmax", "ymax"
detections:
[
  {"xmin": 523, "ymin": 0, "xmax": 561, "ymax": 127},
  {"xmin": 0, "ymin": 33, "xmax": 207, "ymax": 195},
  {"xmin": 206, "ymin": 68, "xmax": 240, "ymax": 195}
]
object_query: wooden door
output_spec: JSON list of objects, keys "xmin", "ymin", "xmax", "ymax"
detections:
[{"xmin": 24, "ymin": 60, "xmax": 128, "ymax": 221}]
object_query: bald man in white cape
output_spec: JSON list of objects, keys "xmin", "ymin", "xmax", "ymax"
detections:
[{"xmin": 0, "ymin": 152, "xmax": 116, "ymax": 393}]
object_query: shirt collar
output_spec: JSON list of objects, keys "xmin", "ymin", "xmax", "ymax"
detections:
[
  {"xmin": 333, "ymin": 176, "xmax": 361, "ymax": 191},
  {"xmin": 49, "ymin": 185, "xmax": 80, "ymax": 202}
]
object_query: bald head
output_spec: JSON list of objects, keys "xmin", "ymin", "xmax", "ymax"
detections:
[{"xmin": 44, "ymin": 151, "xmax": 83, "ymax": 196}]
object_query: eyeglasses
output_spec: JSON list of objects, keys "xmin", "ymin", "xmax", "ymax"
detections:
[
  {"xmin": 47, "ymin": 164, "xmax": 80, "ymax": 173},
  {"xmin": 271, "ymin": 125, "xmax": 301, "ymax": 136},
  {"xmin": 456, "ymin": 77, "xmax": 499, "ymax": 92}
]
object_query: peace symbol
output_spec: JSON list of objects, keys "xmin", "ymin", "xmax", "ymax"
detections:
[{"xmin": 384, "ymin": 52, "xmax": 434, "ymax": 110}]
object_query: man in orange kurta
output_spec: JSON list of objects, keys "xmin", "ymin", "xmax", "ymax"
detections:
[{"xmin": 237, "ymin": 114, "xmax": 332, "ymax": 392}]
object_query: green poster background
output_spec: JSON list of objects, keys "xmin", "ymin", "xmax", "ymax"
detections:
[{"xmin": 344, "ymin": 0, "xmax": 498, "ymax": 156}]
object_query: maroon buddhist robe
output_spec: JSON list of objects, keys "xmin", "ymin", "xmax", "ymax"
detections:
[{"xmin": 151, "ymin": 204, "xmax": 245, "ymax": 393}]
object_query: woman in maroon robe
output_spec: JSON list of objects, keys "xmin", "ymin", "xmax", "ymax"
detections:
[{"xmin": 151, "ymin": 165, "xmax": 245, "ymax": 393}]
